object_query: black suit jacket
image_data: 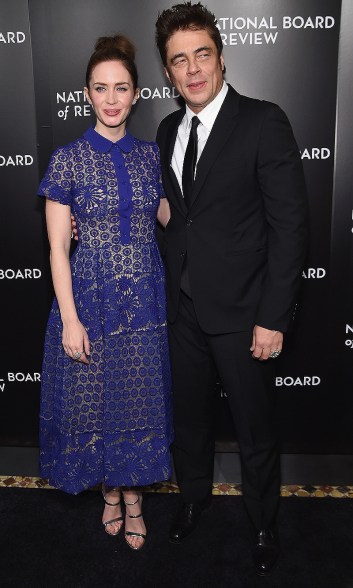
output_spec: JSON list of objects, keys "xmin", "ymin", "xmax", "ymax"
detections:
[{"xmin": 156, "ymin": 85, "xmax": 308, "ymax": 334}]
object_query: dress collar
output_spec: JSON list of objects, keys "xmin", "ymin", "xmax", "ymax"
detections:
[{"xmin": 84, "ymin": 126, "xmax": 134, "ymax": 153}]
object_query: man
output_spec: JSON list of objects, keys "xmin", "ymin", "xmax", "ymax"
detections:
[{"xmin": 155, "ymin": 2, "xmax": 308, "ymax": 575}]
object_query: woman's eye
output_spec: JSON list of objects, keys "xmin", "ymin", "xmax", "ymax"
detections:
[
  {"xmin": 116, "ymin": 87, "xmax": 128, "ymax": 92},
  {"xmin": 96, "ymin": 86, "xmax": 105, "ymax": 93}
]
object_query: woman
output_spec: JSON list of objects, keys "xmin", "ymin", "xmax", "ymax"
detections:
[{"xmin": 38, "ymin": 35, "xmax": 172, "ymax": 550}]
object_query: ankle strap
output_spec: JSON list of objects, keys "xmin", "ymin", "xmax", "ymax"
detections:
[
  {"xmin": 126, "ymin": 512, "xmax": 143, "ymax": 519},
  {"xmin": 124, "ymin": 495, "xmax": 139, "ymax": 506},
  {"xmin": 102, "ymin": 483, "xmax": 121, "ymax": 506}
]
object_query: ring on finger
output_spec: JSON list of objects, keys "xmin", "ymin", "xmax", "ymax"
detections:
[
  {"xmin": 269, "ymin": 349, "xmax": 281, "ymax": 359},
  {"xmin": 73, "ymin": 351, "xmax": 83, "ymax": 360}
]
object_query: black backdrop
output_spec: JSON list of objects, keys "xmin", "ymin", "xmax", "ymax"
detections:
[{"xmin": 0, "ymin": 0, "xmax": 352, "ymax": 454}]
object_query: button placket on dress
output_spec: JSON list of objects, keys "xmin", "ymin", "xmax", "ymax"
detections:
[{"xmin": 110, "ymin": 144, "xmax": 133, "ymax": 246}]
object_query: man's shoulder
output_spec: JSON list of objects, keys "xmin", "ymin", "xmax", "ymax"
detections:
[
  {"xmin": 225, "ymin": 83, "xmax": 274, "ymax": 107},
  {"xmin": 157, "ymin": 108, "xmax": 184, "ymax": 134},
  {"xmin": 236, "ymin": 90, "xmax": 280, "ymax": 116}
]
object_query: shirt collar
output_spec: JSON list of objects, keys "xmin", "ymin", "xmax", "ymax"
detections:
[
  {"xmin": 184, "ymin": 81, "xmax": 228, "ymax": 132},
  {"xmin": 84, "ymin": 126, "xmax": 134, "ymax": 153}
]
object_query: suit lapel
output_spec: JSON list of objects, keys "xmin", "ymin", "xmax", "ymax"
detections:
[
  {"xmin": 163, "ymin": 109, "xmax": 187, "ymax": 215},
  {"xmin": 191, "ymin": 86, "xmax": 241, "ymax": 208}
]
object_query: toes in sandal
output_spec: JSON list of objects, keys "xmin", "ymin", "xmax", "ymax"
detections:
[
  {"xmin": 102, "ymin": 483, "xmax": 123, "ymax": 536},
  {"xmin": 124, "ymin": 494, "xmax": 146, "ymax": 550}
]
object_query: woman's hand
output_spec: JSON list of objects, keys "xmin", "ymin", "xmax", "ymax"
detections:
[
  {"xmin": 45, "ymin": 201, "xmax": 88, "ymax": 362},
  {"xmin": 157, "ymin": 198, "xmax": 170, "ymax": 228},
  {"xmin": 62, "ymin": 319, "xmax": 91, "ymax": 364},
  {"xmin": 70, "ymin": 214, "xmax": 78, "ymax": 241}
]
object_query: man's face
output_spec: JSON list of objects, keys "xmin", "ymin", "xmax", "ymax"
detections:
[{"xmin": 165, "ymin": 28, "xmax": 224, "ymax": 113}]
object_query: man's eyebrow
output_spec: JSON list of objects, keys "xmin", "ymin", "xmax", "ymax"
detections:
[
  {"xmin": 194, "ymin": 45, "xmax": 212, "ymax": 53},
  {"xmin": 170, "ymin": 51, "xmax": 186, "ymax": 63}
]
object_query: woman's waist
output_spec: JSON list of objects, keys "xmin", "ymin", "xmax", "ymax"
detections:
[
  {"xmin": 72, "ymin": 241, "xmax": 160, "ymax": 263},
  {"xmin": 75, "ymin": 239, "xmax": 158, "ymax": 251}
]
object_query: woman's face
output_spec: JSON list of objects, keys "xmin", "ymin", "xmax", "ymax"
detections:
[{"xmin": 85, "ymin": 60, "xmax": 139, "ymax": 139}]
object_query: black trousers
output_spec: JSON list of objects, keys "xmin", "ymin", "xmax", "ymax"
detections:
[{"xmin": 168, "ymin": 291, "xmax": 280, "ymax": 530}]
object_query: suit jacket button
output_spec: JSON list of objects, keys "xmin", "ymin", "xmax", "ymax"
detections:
[
  {"xmin": 186, "ymin": 218, "xmax": 193, "ymax": 226},
  {"xmin": 180, "ymin": 250, "xmax": 186, "ymax": 257}
]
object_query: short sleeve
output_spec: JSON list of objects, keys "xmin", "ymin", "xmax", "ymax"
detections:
[
  {"xmin": 152, "ymin": 143, "xmax": 166, "ymax": 199},
  {"xmin": 38, "ymin": 147, "xmax": 73, "ymax": 206}
]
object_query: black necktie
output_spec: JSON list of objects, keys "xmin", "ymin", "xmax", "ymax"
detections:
[{"xmin": 182, "ymin": 116, "xmax": 200, "ymax": 208}]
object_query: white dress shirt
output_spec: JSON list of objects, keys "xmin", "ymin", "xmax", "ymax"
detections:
[{"xmin": 171, "ymin": 81, "xmax": 228, "ymax": 195}]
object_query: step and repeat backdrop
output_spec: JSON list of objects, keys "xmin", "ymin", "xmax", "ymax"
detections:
[{"xmin": 1, "ymin": 0, "xmax": 352, "ymax": 453}]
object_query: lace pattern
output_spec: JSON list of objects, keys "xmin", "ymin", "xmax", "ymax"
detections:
[{"xmin": 38, "ymin": 131, "xmax": 173, "ymax": 494}]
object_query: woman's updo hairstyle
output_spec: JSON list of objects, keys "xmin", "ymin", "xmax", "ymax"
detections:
[{"xmin": 86, "ymin": 35, "xmax": 138, "ymax": 90}]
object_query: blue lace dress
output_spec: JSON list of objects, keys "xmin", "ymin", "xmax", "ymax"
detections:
[{"xmin": 38, "ymin": 127, "xmax": 173, "ymax": 494}]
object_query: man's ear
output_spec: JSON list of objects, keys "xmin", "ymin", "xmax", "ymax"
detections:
[
  {"xmin": 220, "ymin": 54, "xmax": 225, "ymax": 72},
  {"xmin": 164, "ymin": 66, "xmax": 172, "ymax": 84}
]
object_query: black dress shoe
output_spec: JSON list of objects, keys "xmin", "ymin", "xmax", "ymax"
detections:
[
  {"xmin": 169, "ymin": 502, "xmax": 204, "ymax": 543},
  {"xmin": 253, "ymin": 528, "xmax": 280, "ymax": 576}
]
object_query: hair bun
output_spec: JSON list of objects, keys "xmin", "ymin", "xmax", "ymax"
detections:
[
  {"xmin": 86, "ymin": 34, "xmax": 138, "ymax": 89},
  {"xmin": 94, "ymin": 35, "xmax": 135, "ymax": 61}
]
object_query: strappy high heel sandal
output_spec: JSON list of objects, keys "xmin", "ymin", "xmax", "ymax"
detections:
[
  {"xmin": 124, "ymin": 493, "xmax": 146, "ymax": 550},
  {"xmin": 102, "ymin": 483, "xmax": 123, "ymax": 536}
]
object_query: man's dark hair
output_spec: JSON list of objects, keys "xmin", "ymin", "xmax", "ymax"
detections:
[{"xmin": 155, "ymin": 2, "xmax": 223, "ymax": 67}]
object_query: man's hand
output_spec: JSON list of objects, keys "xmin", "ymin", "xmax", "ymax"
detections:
[
  {"xmin": 250, "ymin": 325, "xmax": 283, "ymax": 361},
  {"xmin": 70, "ymin": 214, "xmax": 78, "ymax": 241}
]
